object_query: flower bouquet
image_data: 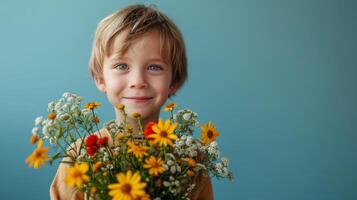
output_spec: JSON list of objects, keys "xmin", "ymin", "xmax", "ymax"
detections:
[{"xmin": 26, "ymin": 92, "xmax": 233, "ymax": 200}]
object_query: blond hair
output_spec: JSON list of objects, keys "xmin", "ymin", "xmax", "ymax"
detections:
[{"xmin": 89, "ymin": 4, "xmax": 187, "ymax": 95}]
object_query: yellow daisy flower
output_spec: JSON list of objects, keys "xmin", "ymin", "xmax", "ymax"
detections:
[
  {"xmin": 143, "ymin": 156, "xmax": 165, "ymax": 176},
  {"xmin": 108, "ymin": 170, "xmax": 147, "ymax": 200},
  {"xmin": 84, "ymin": 102, "xmax": 101, "ymax": 110},
  {"xmin": 116, "ymin": 103, "xmax": 125, "ymax": 111},
  {"xmin": 127, "ymin": 141, "xmax": 149, "ymax": 159},
  {"xmin": 163, "ymin": 102, "xmax": 177, "ymax": 112},
  {"xmin": 149, "ymin": 118, "xmax": 178, "ymax": 147},
  {"xmin": 200, "ymin": 121, "xmax": 219, "ymax": 145},
  {"xmin": 132, "ymin": 112, "xmax": 141, "ymax": 119},
  {"xmin": 25, "ymin": 139, "xmax": 49, "ymax": 169},
  {"xmin": 65, "ymin": 163, "xmax": 90, "ymax": 188}
]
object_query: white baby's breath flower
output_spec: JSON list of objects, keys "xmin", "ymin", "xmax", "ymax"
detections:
[
  {"xmin": 48, "ymin": 101, "xmax": 55, "ymax": 111},
  {"xmin": 42, "ymin": 125, "xmax": 50, "ymax": 136},
  {"xmin": 196, "ymin": 163, "xmax": 207, "ymax": 170},
  {"xmin": 183, "ymin": 113, "xmax": 191, "ymax": 121},
  {"xmin": 209, "ymin": 141, "xmax": 218, "ymax": 148},
  {"xmin": 170, "ymin": 166, "xmax": 176, "ymax": 173},
  {"xmin": 222, "ymin": 167, "xmax": 229, "ymax": 177},
  {"xmin": 169, "ymin": 176, "xmax": 175, "ymax": 181},
  {"xmin": 215, "ymin": 162, "xmax": 223, "ymax": 170},
  {"xmin": 163, "ymin": 181, "xmax": 170, "ymax": 187},
  {"xmin": 81, "ymin": 109, "xmax": 91, "ymax": 117},
  {"xmin": 189, "ymin": 150, "xmax": 197, "ymax": 157},
  {"xmin": 54, "ymin": 102, "xmax": 62, "ymax": 111},
  {"xmin": 167, "ymin": 160, "xmax": 174, "ymax": 166},
  {"xmin": 32, "ymin": 127, "xmax": 38, "ymax": 134},
  {"xmin": 107, "ymin": 164, "xmax": 114, "ymax": 170},
  {"xmin": 67, "ymin": 96, "xmax": 75, "ymax": 103},
  {"xmin": 49, "ymin": 137, "xmax": 57, "ymax": 145},
  {"xmin": 176, "ymin": 165, "xmax": 181, "ymax": 172},
  {"xmin": 62, "ymin": 92, "xmax": 71, "ymax": 98},
  {"xmin": 35, "ymin": 117, "xmax": 44, "ymax": 126},
  {"xmin": 221, "ymin": 157, "xmax": 230, "ymax": 166}
]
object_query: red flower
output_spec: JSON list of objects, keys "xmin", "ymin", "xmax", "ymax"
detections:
[
  {"xmin": 86, "ymin": 146, "xmax": 97, "ymax": 157},
  {"xmin": 144, "ymin": 121, "xmax": 156, "ymax": 141},
  {"xmin": 86, "ymin": 134, "xmax": 98, "ymax": 147},
  {"xmin": 85, "ymin": 134, "xmax": 99, "ymax": 157},
  {"xmin": 98, "ymin": 137, "xmax": 108, "ymax": 147}
]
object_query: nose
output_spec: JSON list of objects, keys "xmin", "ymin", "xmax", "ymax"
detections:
[{"xmin": 129, "ymin": 69, "xmax": 148, "ymax": 89}]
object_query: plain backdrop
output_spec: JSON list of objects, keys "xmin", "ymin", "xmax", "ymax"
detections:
[{"xmin": 0, "ymin": 0, "xmax": 356, "ymax": 199}]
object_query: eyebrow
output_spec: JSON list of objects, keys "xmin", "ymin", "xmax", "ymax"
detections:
[{"xmin": 111, "ymin": 55, "xmax": 168, "ymax": 66}]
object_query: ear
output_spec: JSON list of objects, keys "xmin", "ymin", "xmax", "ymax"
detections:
[
  {"xmin": 94, "ymin": 77, "xmax": 106, "ymax": 93},
  {"xmin": 169, "ymin": 83, "xmax": 180, "ymax": 96}
]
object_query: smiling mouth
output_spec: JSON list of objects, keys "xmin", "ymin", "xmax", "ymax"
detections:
[
  {"xmin": 122, "ymin": 97, "xmax": 153, "ymax": 103},
  {"xmin": 123, "ymin": 97, "xmax": 153, "ymax": 100}
]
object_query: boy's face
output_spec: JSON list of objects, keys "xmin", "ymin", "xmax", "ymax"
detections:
[{"xmin": 95, "ymin": 30, "xmax": 177, "ymax": 121}]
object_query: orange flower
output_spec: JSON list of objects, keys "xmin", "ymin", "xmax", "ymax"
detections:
[
  {"xmin": 84, "ymin": 102, "xmax": 101, "ymax": 110},
  {"xmin": 164, "ymin": 102, "xmax": 177, "ymax": 112}
]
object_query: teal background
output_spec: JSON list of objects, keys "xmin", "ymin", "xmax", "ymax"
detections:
[{"xmin": 0, "ymin": 0, "xmax": 356, "ymax": 199}]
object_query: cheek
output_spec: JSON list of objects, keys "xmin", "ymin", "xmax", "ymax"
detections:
[
  {"xmin": 106, "ymin": 77, "xmax": 126, "ymax": 92},
  {"xmin": 152, "ymin": 76, "xmax": 171, "ymax": 94}
]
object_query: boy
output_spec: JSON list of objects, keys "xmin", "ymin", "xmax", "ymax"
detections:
[{"xmin": 50, "ymin": 4, "xmax": 213, "ymax": 200}]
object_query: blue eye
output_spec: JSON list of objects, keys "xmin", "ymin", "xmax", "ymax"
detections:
[
  {"xmin": 148, "ymin": 65, "xmax": 162, "ymax": 71},
  {"xmin": 114, "ymin": 64, "xmax": 128, "ymax": 71}
]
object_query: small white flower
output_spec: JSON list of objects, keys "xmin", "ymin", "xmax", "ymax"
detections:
[
  {"xmin": 183, "ymin": 113, "xmax": 191, "ymax": 121},
  {"xmin": 169, "ymin": 176, "xmax": 175, "ymax": 181},
  {"xmin": 49, "ymin": 137, "xmax": 57, "ymax": 145},
  {"xmin": 54, "ymin": 102, "xmax": 62, "ymax": 111},
  {"xmin": 221, "ymin": 157, "xmax": 230, "ymax": 166},
  {"xmin": 163, "ymin": 181, "xmax": 170, "ymax": 187},
  {"xmin": 189, "ymin": 150, "xmax": 197, "ymax": 157},
  {"xmin": 222, "ymin": 167, "xmax": 229, "ymax": 177},
  {"xmin": 62, "ymin": 103, "xmax": 70, "ymax": 110},
  {"xmin": 62, "ymin": 92, "xmax": 71, "ymax": 98},
  {"xmin": 167, "ymin": 160, "xmax": 174, "ymax": 166},
  {"xmin": 215, "ymin": 162, "xmax": 223, "ymax": 170},
  {"xmin": 209, "ymin": 141, "xmax": 218, "ymax": 148},
  {"xmin": 32, "ymin": 127, "xmax": 38, "ymax": 134},
  {"xmin": 185, "ymin": 137, "xmax": 193, "ymax": 146},
  {"xmin": 35, "ymin": 117, "xmax": 44, "ymax": 126},
  {"xmin": 67, "ymin": 96, "xmax": 75, "ymax": 103},
  {"xmin": 174, "ymin": 180, "xmax": 180, "ymax": 186},
  {"xmin": 170, "ymin": 166, "xmax": 176, "ymax": 173},
  {"xmin": 48, "ymin": 101, "xmax": 55, "ymax": 111},
  {"xmin": 42, "ymin": 125, "xmax": 50, "ymax": 136},
  {"xmin": 176, "ymin": 165, "xmax": 181, "ymax": 172}
]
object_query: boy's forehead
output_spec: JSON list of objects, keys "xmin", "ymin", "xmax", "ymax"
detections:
[{"xmin": 109, "ymin": 29, "xmax": 169, "ymax": 63}]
